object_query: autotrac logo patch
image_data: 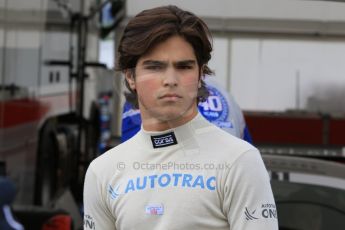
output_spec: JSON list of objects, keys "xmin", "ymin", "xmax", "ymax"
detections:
[
  {"xmin": 198, "ymin": 85, "xmax": 232, "ymax": 129},
  {"xmin": 244, "ymin": 203, "xmax": 277, "ymax": 221},
  {"xmin": 150, "ymin": 132, "xmax": 177, "ymax": 148},
  {"xmin": 108, "ymin": 173, "xmax": 216, "ymax": 200}
]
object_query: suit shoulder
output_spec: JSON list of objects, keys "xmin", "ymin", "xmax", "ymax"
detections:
[
  {"xmin": 88, "ymin": 139, "xmax": 135, "ymax": 175},
  {"xmin": 204, "ymin": 125, "xmax": 254, "ymax": 150}
]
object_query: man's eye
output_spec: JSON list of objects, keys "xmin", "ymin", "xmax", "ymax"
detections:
[
  {"xmin": 178, "ymin": 65, "xmax": 193, "ymax": 70},
  {"xmin": 146, "ymin": 65, "xmax": 162, "ymax": 70}
]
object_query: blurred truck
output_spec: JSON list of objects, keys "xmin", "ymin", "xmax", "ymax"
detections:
[{"xmin": 0, "ymin": 0, "xmax": 122, "ymax": 207}]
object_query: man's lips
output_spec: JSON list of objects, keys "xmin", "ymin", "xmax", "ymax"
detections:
[{"xmin": 159, "ymin": 93, "xmax": 182, "ymax": 100}]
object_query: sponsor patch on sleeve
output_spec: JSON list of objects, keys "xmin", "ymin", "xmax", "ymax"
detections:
[{"xmin": 244, "ymin": 203, "xmax": 277, "ymax": 221}]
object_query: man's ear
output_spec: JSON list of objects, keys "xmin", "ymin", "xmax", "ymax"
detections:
[
  {"xmin": 125, "ymin": 70, "xmax": 136, "ymax": 90},
  {"xmin": 198, "ymin": 66, "xmax": 204, "ymax": 88},
  {"xmin": 198, "ymin": 80, "xmax": 202, "ymax": 88}
]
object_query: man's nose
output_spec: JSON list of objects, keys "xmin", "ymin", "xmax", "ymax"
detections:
[{"xmin": 162, "ymin": 68, "xmax": 178, "ymax": 87}]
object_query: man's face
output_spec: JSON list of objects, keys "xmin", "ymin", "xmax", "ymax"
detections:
[{"xmin": 126, "ymin": 35, "xmax": 201, "ymax": 127}]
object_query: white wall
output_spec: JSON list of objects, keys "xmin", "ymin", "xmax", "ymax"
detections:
[
  {"xmin": 126, "ymin": 0, "xmax": 345, "ymax": 21},
  {"xmin": 208, "ymin": 37, "xmax": 229, "ymax": 89},
  {"xmin": 228, "ymin": 38, "xmax": 345, "ymax": 113}
]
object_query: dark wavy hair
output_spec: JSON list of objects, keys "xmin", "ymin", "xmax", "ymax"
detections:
[{"xmin": 117, "ymin": 5, "xmax": 213, "ymax": 108}]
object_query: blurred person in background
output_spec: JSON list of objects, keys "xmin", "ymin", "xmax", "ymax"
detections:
[{"xmin": 0, "ymin": 177, "xmax": 24, "ymax": 230}]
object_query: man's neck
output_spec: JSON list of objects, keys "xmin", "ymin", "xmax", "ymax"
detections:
[{"xmin": 142, "ymin": 109, "xmax": 198, "ymax": 132}]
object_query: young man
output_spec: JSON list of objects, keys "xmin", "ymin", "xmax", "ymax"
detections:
[{"xmin": 84, "ymin": 5, "xmax": 278, "ymax": 230}]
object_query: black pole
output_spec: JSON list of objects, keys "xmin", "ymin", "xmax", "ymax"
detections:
[
  {"xmin": 68, "ymin": 15, "xmax": 76, "ymax": 112},
  {"xmin": 73, "ymin": 13, "xmax": 88, "ymax": 198}
]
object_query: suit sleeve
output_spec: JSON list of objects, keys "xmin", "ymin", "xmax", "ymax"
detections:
[
  {"xmin": 83, "ymin": 165, "xmax": 116, "ymax": 230},
  {"xmin": 222, "ymin": 149, "xmax": 278, "ymax": 230}
]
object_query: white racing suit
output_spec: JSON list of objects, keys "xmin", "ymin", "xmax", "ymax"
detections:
[{"xmin": 84, "ymin": 114, "xmax": 278, "ymax": 230}]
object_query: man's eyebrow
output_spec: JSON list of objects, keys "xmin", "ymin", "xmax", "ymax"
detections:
[
  {"xmin": 142, "ymin": 60, "xmax": 167, "ymax": 66},
  {"xmin": 174, "ymin": 60, "xmax": 197, "ymax": 65},
  {"xmin": 142, "ymin": 60, "xmax": 197, "ymax": 66}
]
